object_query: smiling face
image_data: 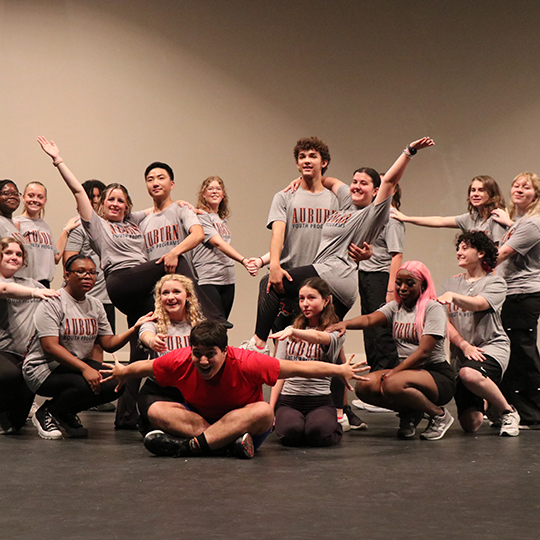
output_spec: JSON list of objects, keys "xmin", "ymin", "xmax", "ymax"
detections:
[
  {"xmin": 203, "ymin": 179, "xmax": 224, "ymax": 211},
  {"xmin": 511, "ymin": 176, "xmax": 537, "ymax": 214},
  {"xmin": 0, "ymin": 182, "xmax": 20, "ymax": 217},
  {"xmin": 350, "ymin": 172, "xmax": 377, "ymax": 208},
  {"xmin": 296, "ymin": 149, "xmax": 327, "ymax": 180},
  {"xmin": 456, "ymin": 241, "xmax": 484, "ymax": 271},
  {"xmin": 160, "ymin": 280, "xmax": 188, "ymax": 321},
  {"xmin": 191, "ymin": 345, "xmax": 227, "ymax": 380},
  {"xmin": 145, "ymin": 168, "xmax": 174, "ymax": 201},
  {"xmin": 23, "ymin": 183, "xmax": 47, "ymax": 217},
  {"xmin": 64, "ymin": 258, "xmax": 97, "ymax": 296},
  {"xmin": 468, "ymin": 180, "xmax": 489, "ymax": 208},
  {"xmin": 103, "ymin": 188, "xmax": 128, "ymax": 222},
  {"xmin": 0, "ymin": 241, "xmax": 24, "ymax": 278},
  {"xmin": 299, "ymin": 285, "xmax": 328, "ymax": 326},
  {"xmin": 395, "ymin": 269, "xmax": 424, "ymax": 308}
]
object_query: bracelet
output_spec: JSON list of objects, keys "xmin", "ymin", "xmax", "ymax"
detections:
[
  {"xmin": 259, "ymin": 257, "xmax": 264, "ymax": 267},
  {"xmin": 402, "ymin": 149, "xmax": 412, "ymax": 159},
  {"xmin": 406, "ymin": 144, "xmax": 417, "ymax": 155},
  {"xmin": 52, "ymin": 158, "xmax": 64, "ymax": 167},
  {"xmin": 32, "ymin": 288, "xmax": 37, "ymax": 298},
  {"xmin": 241, "ymin": 257, "xmax": 246, "ymax": 264},
  {"xmin": 387, "ymin": 290, "xmax": 394, "ymax": 293}
]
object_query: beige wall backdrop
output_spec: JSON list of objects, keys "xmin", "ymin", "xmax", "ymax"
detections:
[{"xmin": 1, "ymin": 0, "xmax": 540, "ymax": 356}]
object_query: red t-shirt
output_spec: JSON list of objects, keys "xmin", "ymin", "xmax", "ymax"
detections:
[{"xmin": 153, "ymin": 346, "xmax": 281, "ymax": 421}]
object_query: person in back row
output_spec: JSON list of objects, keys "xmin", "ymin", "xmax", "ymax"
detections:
[{"xmin": 100, "ymin": 320, "xmax": 368, "ymax": 459}]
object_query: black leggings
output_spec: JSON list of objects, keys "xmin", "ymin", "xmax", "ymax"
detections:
[
  {"xmin": 199, "ymin": 284, "xmax": 235, "ymax": 319},
  {"xmin": 38, "ymin": 359, "xmax": 122, "ymax": 416},
  {"xmin": 254, "ymin": 265, "xmax": 349, "ymax": 341},
  {"xmin": 0, "ymin": 352, "xmax": 34, "ymax": 431}
]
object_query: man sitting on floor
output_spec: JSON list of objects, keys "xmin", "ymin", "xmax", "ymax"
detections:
[{"xmin": 101, "ymin": 320, "xmax": 366, "ymax": 458}]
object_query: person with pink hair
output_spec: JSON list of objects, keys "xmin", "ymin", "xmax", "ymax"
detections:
[{"xmin": 327, "ymin": 261, "xmax": 456, "ymax": 440}]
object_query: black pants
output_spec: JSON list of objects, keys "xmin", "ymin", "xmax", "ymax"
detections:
[
  {"xmin": 358, "ymin": 271, "xmax": 399, "ymax": 371},
  {"xmin": 199, "ymin": 283, "xmax": 235, "ymax": 319},
  {"xmin": 254, "ymin": 265, "xmax": 349, "ymax": 341},
  {"xmin": 38, "ymin": 359, "xmax": 122, "ymax": 416},
  {"xmin": 501, "ymin": 292, "xmax": 540, "ymax": 425},
  {"xmin": 0, "ymin": 352, "xmax": 34, "ymax": 430},
  {"xmin": 106, "ymin": 257, "xmax": 224, "ymax": 428}
]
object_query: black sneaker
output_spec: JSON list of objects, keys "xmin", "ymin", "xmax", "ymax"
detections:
[
  {"xmin": 344, "ymin": 405, "xmax": 368, "ymax": 430},
  {"xmin": 144, "ymin": 430, "xmax": 186, "ymax": 457},
  {"xmin": 53, "ymin": 412, "xmax": 89, "ymax": 438},
  {"xmin": 230, "ymin": 433, "xmax": 255, "ymax": 459},
  {"xmin": 32, "ymin": 404, "xmax": 62, "ymax": 440},
  {"xmin": 397, "ymin": 410, "xmax": 424, "ymax": 439}
]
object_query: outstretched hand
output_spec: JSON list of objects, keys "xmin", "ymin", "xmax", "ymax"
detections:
[
  {"xmin": 37, "ymin": 136, "xmax": 61, "ymax": 160},
  {"xmin": 100, "ymin": 354, "xmax": 127, "ymax": 392},
  {"xmin": 409, "ymin": 137, "xmax": 435, "ymax": 151},
  {"xmin": 340, "ymin": 354, "xmax": 370, "ymax": 391}
]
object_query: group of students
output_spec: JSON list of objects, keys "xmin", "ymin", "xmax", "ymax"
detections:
[{"xmin": 0, "ymin": 133, "xmax": 538, "ymax": 459}]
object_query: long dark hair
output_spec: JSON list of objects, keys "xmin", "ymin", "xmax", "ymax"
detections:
[{"xmin": 293, "ymin": 277, "xmax": 338, "ymax": 330}]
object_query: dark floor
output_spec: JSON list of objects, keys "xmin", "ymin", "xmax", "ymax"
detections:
[{"xmin": 1, "ymin": 397, "xmax": 539, "ymax": 540}]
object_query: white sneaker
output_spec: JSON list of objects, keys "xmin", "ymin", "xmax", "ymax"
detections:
[
  {"xmin": 337, "ymin": 412, "xmax": 350, "ymax": 432},
  {"xmin": 239, "ymin": 336, "xmax": 270, "ymax": 355},
  {"xmin": 499, "ymin": 407, "xmax": 520, "ymax": 437},
  {"xmin": 352, "ymin": 398, "xmax": 392, "ymax": 413},
  {"xmin": 420, "ymin": 408, "xmax": 454, "ymax": 441}
]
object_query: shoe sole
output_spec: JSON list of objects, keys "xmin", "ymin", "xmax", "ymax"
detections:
[
  {"xmin": 349, "ymin": 422, "xmax": 368, "ymax": 430},
  {"xmin": 54, "ymin": 416, "xmax": 89, "ymax": 438},
  {"xmin": 32, "ymin": 414, "xmax": 62, "ymax": 440},
  {"xmin": 397, "ymin": 429, "xmax": 416, "ymax": 439},
  {"xmin": 420, "ymin": 415, "xmax": 454, "ymax": 441},
  {"xmin": 144, "ymin": 430, "xmax": 183, "ymax": 457},
  {"xmin": 235, "ymin": 434, "xmax": 255, "ymax": 459}
]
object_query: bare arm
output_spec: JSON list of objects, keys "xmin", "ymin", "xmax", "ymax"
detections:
[
  {"xmin": 269, "ymin": 379, "xmax": 285, "ymax": 410},
  {"xmin": 374, "ymin": 137, "xmax": 435, "ymax": 206},
  {"xmin": 384, "ymin": 334, "xmax": 440, "ymax": 378},
  {"xmin": 327, "ymin": 310, "xmax": 388, "ymax": 336},
  {"xmin": 37, "ymin": 137, "xmax": 94, "ymax": 222},
  {"xmin": 98, "ymin": 312, "xmax": 155, "ymax": 352},
  {"xmin": 390, "ymin": 208, "xmax": 458, "ymax": 228},
  {"xmin": 139, "ymin": 330, "xmax": 168, "ymax": 354},
  {"xmin": 386, "ymin": 252, "xmax": 403, "ymax": 303},
  {"xmin": 100, "ymin": 357, "xmax": 156, "ymax": 391},
  {"xmin": 446, "ymin": 321, "xmax": 486, "ymax": 362},
  {"xmin": 320, "ymin": 176, "xmax": 347, "ymax": 197},
  {"xmin": 497, "ymin": 244, "xmax": 516, "ymax": 266},
  {"xmin": 267, "ymin": 221, "xmax": 292, "ymax": 294},
  {"xmin": 207, "ymin": 234, "xmax": 251, "ymax": 272},
  {"xmin": 0, "ymin": 283, "xmax": 59, "ymax": 300},
  {"xmin": 269, "ymin": 327, "xmax": 332, "ymax": 346},
  {"xmin": 55, "ymin": 216, "xmax": 81, "ymax": 264},
  {"xmin": 437, "ymin": 291, "xmax": 490, "ymax": 312}
]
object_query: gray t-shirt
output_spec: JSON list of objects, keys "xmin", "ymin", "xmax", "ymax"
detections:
[
  {"xmin": 314, "ymin": 192, "xmax": 392, "ymax": 308},
  {"xmin": 358, "ymin": 216, "xmax": 405, "ymax": 273},
  {"xmin": 275, "ymin": 328, "xmax": 345, "ymax": 396},
  {"xmin": 137, "ymin": 205, "xmax": 201, "ymax": 270},
  {"xmin": 192, "ymin": 213, "xmax": 235, "ymax": 286},
  {"xmin": 266, "ymin": 186, "xmax": 341, "ymax": 269},
  {"xmin": 82, "ymin": 210, "xmax": 147, "ymax": 277},
  {"xmin": 454, "ymin": 213, "xmax": 508, "ymax": 244},
  {"xmin": 0, "ymin": 276, "xmax": 44, "ymax": 356},
  {"xmin": 377, "ymin": 300, "xmax": 447, "ymax": 366},
  {"xmin": 0, "ymin": 216, "xmax": 33, "ymax": 278},
  {"xmin": 497, "ymin": 216, "xmax": 540, "ymax": 295},
  {"xmin": 139, "ymin": 320, "xmax": 191, "ymax": 358},
  {"xmin": 440, "ymin": 273, "xmax": 509, "ymax": 372},
  {"xmin": 65, "ymin": 224, "xmax": 111, "ymax": 304},
  {"xmin": 15, "ymin": 216, "xmax": 58, "ymax": 283},
  {"xmin": 23, "ymin": 288, "xmax": 113, "ymax": 392}
]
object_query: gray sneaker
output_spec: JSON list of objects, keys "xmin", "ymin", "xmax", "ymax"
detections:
[
  {"xmin": 239, "ymin": 336, "xmax": 270, "ymax": 355},
  {"xmin": 397, "ymin": 410, "xmax": 424, "ymax": 439},
  {"xmin": 420, "ymin": 408, "xmax": 454, "ymax": 441},
  {"xmin": 499, "ymin": 407, "xmax": 520, "ymax": 437}
]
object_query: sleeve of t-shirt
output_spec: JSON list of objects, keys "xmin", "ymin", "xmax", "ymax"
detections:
[
  {"xmin": 274, "ymin": 334, "xmax": 288, "ymax": 360},
  {"xmin": 139, "ymin": 321, "xmax": 158, "ymax": 339},
  {"xmin": 266, "ymin": 191, "xmax": 288, "ymax": 229},
  {"xmin": 321, "ymin": 331, "xmax": 345, "ymax": 363},
  {"xmin": 386, "ymin": 218, "xmax": 405, "ymax": 254},
  {"xmin": 454, "ymin": 213, "xmax": 470, "ymax": 232},
  {"xmin": 336, "ymin": 183, "xmax": 354, "ymax": 211},
  {"xmin": 153, "ymin": 348, "xmax": 192, "ymax": 386},
  {"xmin": 363, "ymin": 195, "xmax": 392, "ymax": 244},
  {"xmin": 422, "ymin": 301, "xmax": 447, "ymax": 339},
  {"xmin": 233, "ymin": 348, "xmax": 281, "ymax": 386},
  {"xmin": 377, "ymin": 300, "xmax": 398, "ymax": 325},
  {"xmin": 34, "ymin": 298, "xmax": 63, "ymax": 339},
  {"xmin": 81, "ymin": 211, "xmax": 105, "ymax": 257},
  {"xmin": 504, "ymin": 218, "xmax": 540, "ymax": 255},
  {"xmin": 198, "ymin": 213, "xmax": 220, "ymax": 243},
  {"xmin": 491, "ymin": 221, "xmax": 508, "ymax": 244},
  {"xmin": 477, "ymin": 276, "xmax": 507, "ymax": 312},
  {"xmin": 130, "ymin": 211, "xmax": 148, "ymax": 225},
  {"xmin": 65, "ymin": 224, "xmax": 85, "ymax": 253},
  {"xmin": 179, "ymin": 207, "xmax": 203, "ymax": 235}
]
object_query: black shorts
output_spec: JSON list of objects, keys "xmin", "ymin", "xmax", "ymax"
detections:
[
  {"xmin": 424, "ymin": 361, "xmax": 457, "ymax": 406},
  {"xmin": 137, "ymin": 378, "xmax": 184, "ymax": 434},
  {"xmin": 455, "ymin": 355, "xmax": 503, "ymax": 416}
]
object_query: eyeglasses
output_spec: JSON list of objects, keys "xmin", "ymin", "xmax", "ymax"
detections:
[
  {"xmin": 0, "ymin": 190, "xmax": 21, "ymax": 197},
  {"xmin": 68, "ymin": 269, "xmax": 98, "ymax": 277}
]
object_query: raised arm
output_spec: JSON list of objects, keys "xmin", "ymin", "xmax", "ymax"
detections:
[
  {"xmin": 37, "ymin": 137, "xmax": 94, "ymax": 221},
  {"xmin": 374, "ymin": 137, "xmax": 435, "ymax": 205},
  {"xmin": 391, "ymin": 208, "xmax": 458, "ymax": 229}
]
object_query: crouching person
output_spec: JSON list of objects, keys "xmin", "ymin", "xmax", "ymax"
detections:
[{"xmin": 101, "ymin": 320, "xmax": 367, "ymax": 459}]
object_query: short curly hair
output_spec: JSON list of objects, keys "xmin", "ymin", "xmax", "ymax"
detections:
[
  {"xmin": 293, "ymin": 137, "xmax": 331, "ymax": 174},
  {"xmin": 455, "ymin": 231, "xmax": 498, "ymax": 271}
]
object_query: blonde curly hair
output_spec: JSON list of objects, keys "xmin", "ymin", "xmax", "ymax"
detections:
[{"xmin": 153, "ymin": 274, "xmax": 204, "ymax": 334}]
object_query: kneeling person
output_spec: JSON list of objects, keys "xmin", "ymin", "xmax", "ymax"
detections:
[{"xmin": 101, "ymin": 320, "xmax": 366, "ymax": 458}]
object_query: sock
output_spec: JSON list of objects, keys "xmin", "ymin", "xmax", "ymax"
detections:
[{"xmin": 181, "ymin": 433, "xmax": 211, "ymax": 456}]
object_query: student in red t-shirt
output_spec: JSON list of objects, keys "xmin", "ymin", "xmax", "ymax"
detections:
[{"xmin": 101, "ymin": 320, "xmax": 367, "ymax": 458}]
